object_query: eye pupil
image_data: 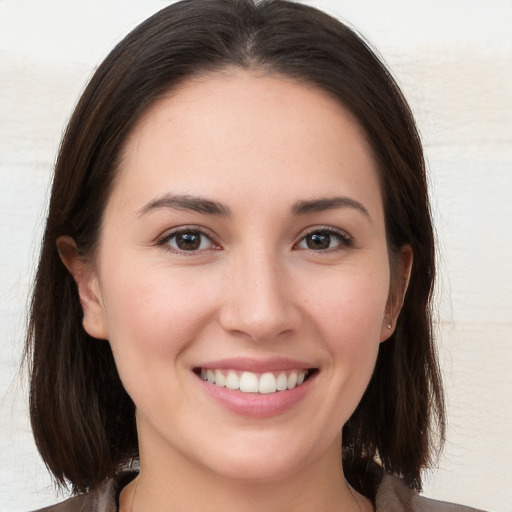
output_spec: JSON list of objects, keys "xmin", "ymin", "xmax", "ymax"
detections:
[
  {"xmin": 176, "ymin": 232, "xmax": 201, "ymax": 251},
  {"xmin": 307, "ymin": 233, "xmax": 330, "ymax": 250}
]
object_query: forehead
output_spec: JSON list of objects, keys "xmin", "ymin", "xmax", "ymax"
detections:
[{"xmin": 112, "ymin": 69, "xmax": 382, "ymax": 217}]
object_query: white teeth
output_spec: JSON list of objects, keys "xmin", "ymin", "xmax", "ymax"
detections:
[
  {"xmin": 259, "ymin": 372, "xmax": 277, "ymax": 393},
  {"xmin": 199, "ymin": 368, "xmax": 310, "ymax": 393},
  {"xmin": 287, "ymin": 371, "xmax": 298, "ymax": 389},
  {"xmin": 225, "ymin": 371, "xmax": 240, "ymax": 390},
  {"xmin": 214, "ymin": 369, "xmax": 226, "ymax": 387},
  {"xmin": 276, "ymin": 372, "xmax": 288, "ymax": 391},
  {"xmin": 240, "ymin": 372, "xmax": 259, "ymax": 392}
]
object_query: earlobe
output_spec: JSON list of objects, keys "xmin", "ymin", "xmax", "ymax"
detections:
[
  {"xmin": 56, "ymin": 236, "xmax": 109, "ymax": 340},
  {"xmin": 380, "ymin": 245, "xmax": 413, "ymax": 342}
]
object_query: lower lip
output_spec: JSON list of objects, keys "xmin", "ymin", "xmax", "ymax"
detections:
[{"xmin": 197, "ymin": 372, "xmax": 316, "ymax": 418}]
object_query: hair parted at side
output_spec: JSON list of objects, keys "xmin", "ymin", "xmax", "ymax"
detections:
[{"xmin": 26, "ymin": 0, "xmax": 444, "ymax": 496}]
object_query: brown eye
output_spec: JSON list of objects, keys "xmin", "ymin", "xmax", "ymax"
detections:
[
  {"xmin": 166, "ymin": 230, "xmax": 214, "ymax": 252},
  {"xmin": 305, "ymin": 233, "xmax": 331, "ymax": 250},
  {"xmin": 296, "ymin": 229, "xmax": 352, "ymax": 251}
]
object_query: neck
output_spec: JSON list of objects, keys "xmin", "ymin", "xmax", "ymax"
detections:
[{"xmin": 120, "ymin": 435, "xmax": 371, "ymax": 512}]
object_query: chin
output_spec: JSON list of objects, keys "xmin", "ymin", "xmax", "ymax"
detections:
[
  {"xmin": 206, "ymin": 453, "xmax": 305, "ymax": 483},
  {"xmin": 189, "ymin": 429, "xmax": 332, "ymax": 484}
]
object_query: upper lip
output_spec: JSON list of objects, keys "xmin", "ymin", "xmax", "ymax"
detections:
[{"xmin": 195, "ymin": 357, "xmax": 315, "ymax": 373}]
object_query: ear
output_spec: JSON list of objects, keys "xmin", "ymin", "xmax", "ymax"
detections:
[
  {"xmin": 380, "ymin": 245, "xmax": 413, "ymax": 342},
  {"xmin": 56, "ymin": 236, "xmax": 109, "ymax": 340}
]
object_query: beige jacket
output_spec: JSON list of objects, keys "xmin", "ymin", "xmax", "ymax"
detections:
[{"xmin": 33, "ymin": 471, "xmax": 485, "ymax": 512}]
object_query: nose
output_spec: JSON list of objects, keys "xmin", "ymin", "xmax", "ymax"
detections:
[{"xmin": 218, "ymin": 248, "xmax": 299, "ymax": 342}]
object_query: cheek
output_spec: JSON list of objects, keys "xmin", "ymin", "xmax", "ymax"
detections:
[
  {"xmin": 98, "ymin": 259, "xmax": 217, "ymax": 378},
  {"xmin": 306, "ymin": 265, "xmax": 390, "ymax": 341},
  {"xmin": 97, "ymin": 265, "xmax": 220, "ymax": 419},
  {"xmin": 303, "ymin": 264, "xmax": 389, "ymax": 390}
]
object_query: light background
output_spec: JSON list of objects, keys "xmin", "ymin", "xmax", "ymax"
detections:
[{"xmin": 1, "ymin": 1, "xmax": 511, "ymax": 510}]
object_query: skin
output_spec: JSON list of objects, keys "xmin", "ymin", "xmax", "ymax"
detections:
[{"xmin": 59, "ymin": 70, "xmax": 411, "ymax": 512}]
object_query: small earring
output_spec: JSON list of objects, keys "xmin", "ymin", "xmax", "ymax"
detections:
[{"xmin": 387, "ymin": 323, "xmax": 392, "ymax": 330}]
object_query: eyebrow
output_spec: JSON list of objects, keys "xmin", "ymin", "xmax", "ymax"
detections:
[
  {"xmin": 137, "ymin": 193, "xmax": 370, "ymax": 221},
  {"xmin": 137, "ymin": 193, "xmax": 232, "ymax": 217},
  {"xmin": 291, "ymin": 196, "xmax": 371, "ymax": 220}
]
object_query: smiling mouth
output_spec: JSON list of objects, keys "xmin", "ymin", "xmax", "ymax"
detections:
[{"xmin": 194, "ymin": 368, "xmax": 317, "ymax": 394}]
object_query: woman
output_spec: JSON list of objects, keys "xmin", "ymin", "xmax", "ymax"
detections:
[{"xmin": 26, "ymin": 0, "xmax": 482, "ymax": 510}]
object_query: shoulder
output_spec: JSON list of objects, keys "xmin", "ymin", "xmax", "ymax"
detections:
[
  {"xmin": 30, "ymin": 472, "xmax": 137, "ymax": 512},
  {"xmin": 376, "ymin": 473, "xmax": 486, "ymax": 512}
]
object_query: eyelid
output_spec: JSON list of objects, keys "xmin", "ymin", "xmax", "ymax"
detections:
[
  {"xmin": 294, "ymin": 225, "xmax": 353, "ymax": 251},
  {"xmin": 154, "ymin": 224, "xmax": 352, "ymax": 254},
  {"xmin": 156, "ymin": 225, "xmax": 222, "ymax": 253}
]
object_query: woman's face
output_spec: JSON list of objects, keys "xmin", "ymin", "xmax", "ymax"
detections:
[{"xmin": 77, "ymin": 70, "xmax": 407, "ymax": 482}]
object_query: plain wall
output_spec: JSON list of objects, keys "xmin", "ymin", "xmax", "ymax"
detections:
[{"xmin": 1, "ymin": 1, "xmax": 511, "ymax": 510}]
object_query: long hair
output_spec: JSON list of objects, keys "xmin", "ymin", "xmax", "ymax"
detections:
[{"xmin": 26, "ymin": 0, "xmax": 444, "ymax": 495}]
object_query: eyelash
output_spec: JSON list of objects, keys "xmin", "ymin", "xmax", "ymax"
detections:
[
  {"xmin": 156, "ymin": 226, "xmax": 353, "ymax": 254},
  {"xmin": 294, "ymin": 226, "xmax": 353, "ymax": 252},
  {"xmin": 157, "ymin": 226, "xmax": 220, "ymax": 254}
]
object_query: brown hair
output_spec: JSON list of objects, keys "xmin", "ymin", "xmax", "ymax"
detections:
[{"xmin": 26, "ymin": 0, "xmax": 444, "ymax": 497}]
